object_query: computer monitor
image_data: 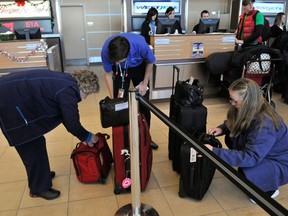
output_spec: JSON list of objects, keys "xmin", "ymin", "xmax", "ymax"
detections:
[
  {"xmin": 159, "ymin": 18, "xmax": 178, "ymax": 34},
  {"xmin": 198, "ymin": 18, "xmax": 220, "ymax": 33},
  {"xmin": 14, "ymin": 27, "xmax": 42, "ymax": 40}
]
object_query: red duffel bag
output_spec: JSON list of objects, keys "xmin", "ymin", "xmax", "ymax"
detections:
[{"xmin": 71, "ymin": 133, "xmax": 113, "ymax": 183}]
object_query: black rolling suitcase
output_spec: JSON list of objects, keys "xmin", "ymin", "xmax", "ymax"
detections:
[
  {"xmin": 168, "ymin": 66, "xmax": 207, "ymax": 173},
  {"xmin": 178, "ymin": 133, "xmax": 222, "ymax": 200},
  {"xmin": 170, "ymin": 103, "xmax": 207, "ymax": 172}
]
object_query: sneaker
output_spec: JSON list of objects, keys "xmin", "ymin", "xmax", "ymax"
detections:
[
  {"xmin": 250, "ymin": 190, "xmax": 279, "ymax": 204},
  {"xmin": 30, "ymin": 188, "xmax": 61, "ymax": 200}
]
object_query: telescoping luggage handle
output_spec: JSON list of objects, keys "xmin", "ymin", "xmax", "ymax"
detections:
[{"xmin": 172, "ymin": 65, "xmax": 180, "ymax": 95}]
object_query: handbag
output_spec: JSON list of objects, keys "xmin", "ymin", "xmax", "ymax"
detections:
[
  {"xmin": 174, "ymin": 79, "xmax": 204, "ymax": 106},
  {"xmin": 70, "ymin": 133, "xmax": 113, "ymax": 183},
  {"xmin": 99, "ymin": 96, "xmax": 129, "ymax": 128},
  {"xmin": 246, "ymin": 53, "xmax": 271, "ymax": 74}
]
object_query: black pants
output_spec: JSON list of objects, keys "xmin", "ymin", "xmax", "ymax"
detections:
[
  {"xmin": 15, "ymin": 136, "xmax": 52, "ymax": 193},
  {"xmin": 112, "ymin": 62, "xmax": 151, "ymax": 127}
]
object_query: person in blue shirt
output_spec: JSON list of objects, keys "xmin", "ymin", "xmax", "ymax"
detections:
[
  {"xmin": 101, "ymin": 32, "xmax": 158, "ymax": 149},
  {"xmin": 0, "ymin": 69, "xmax": 99, "ymax": 200},
  {"xmin": 141, "ymin": 7, "xmax": 163, "ymax": 44},
  {"xmin": 206, "ymin": 78, "xmax": 288, "ymax": 203}
]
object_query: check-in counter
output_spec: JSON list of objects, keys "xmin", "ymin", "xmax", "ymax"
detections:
[
  {"xmin": 149, "ymin": 33, "xmax": 235, "ymax": 100},
  {"xmin": 0, "ymin": 39, "xmax": 48, "ymax": 75},
  {"xmin": 0, "ymin": 39, "xmax": 62, "ymax": 75}
]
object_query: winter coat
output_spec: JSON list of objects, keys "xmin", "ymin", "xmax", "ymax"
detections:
[
  {"xmin": 215, "ymin": 117, "xmax": 288, "ymax": 191},
  {"xmin": 0, "ymin": 69, "xmax": 90, "ymax": 146}
]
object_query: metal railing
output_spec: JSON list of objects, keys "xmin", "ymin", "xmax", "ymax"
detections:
[{"xmin": 115, "ymin": 89, "xmax": 288, "ymax": 216}]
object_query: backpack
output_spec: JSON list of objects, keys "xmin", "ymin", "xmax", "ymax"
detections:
[{"xmin": 254, "ymin": 12, "xmax": 271, "ymax": 42}]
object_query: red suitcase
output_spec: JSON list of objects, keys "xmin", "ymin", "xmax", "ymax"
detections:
[
  {"xmin": 71, "ymin": 133, "xmax": 113, "ymax": 183},
  {"xmin": 112, "ymin": 113, "xmax": 152, "ymax": 194}
]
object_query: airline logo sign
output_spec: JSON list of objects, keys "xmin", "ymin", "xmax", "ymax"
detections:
[
  {"xmin": 254, "ymin": 2, "xmax": 285, "ymax": 14},
  {"xmin": 133, "ymin": 1, "xmax": 180, "ymax": 14}
]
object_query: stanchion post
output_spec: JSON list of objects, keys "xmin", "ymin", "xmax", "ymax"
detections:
[
  {"xmin": 129, "ymin": 89, "xmax": 141, "ymax": 215},
  {"xmin": 115, "ymin": 89, "xmax": 159, "ymax": 216}
]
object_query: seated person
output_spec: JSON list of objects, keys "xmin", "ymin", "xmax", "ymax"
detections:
[
  {"xmin": 164, "ymin": 6, "xmax": 182, "ymax": 34},
  {"xmin": 192, "ymin": 10, "xmax": 210, "ymax": 34},
  {"xmin": 141, "ymin": 7, "xmax": 163, "ymax": 44}
]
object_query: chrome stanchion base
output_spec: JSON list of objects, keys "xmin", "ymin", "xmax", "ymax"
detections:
[{"xmin": 115, "ymin": 203, "xmax": 159, "ymax": 216}]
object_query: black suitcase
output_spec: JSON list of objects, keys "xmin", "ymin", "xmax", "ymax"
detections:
[
  {"xmin": 178, "ymin": 134, "xmax": 222, "ymax": 200},
  {"xmin": 168, "ymin": 66, "xmax": 207, "ymax": 173},
  {"xmin": 169, "ymin": 101, "xmax": 207, "ymax": 172}
]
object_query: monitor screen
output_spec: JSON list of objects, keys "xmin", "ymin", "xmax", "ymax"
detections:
[
  {"xmin": 198, "ymin": 18, "xmax": 220, "ymax": 34},
  {"xmin": 159, "ymin": 18, "xmax": 178, "ymax": 34},
  {"xmin": 14, "ymin": 27, "xmax": 42, "ymax": 40},
  {"xmin": 132, "ymin": 17, "xmax": 146, "ymax": 31}
]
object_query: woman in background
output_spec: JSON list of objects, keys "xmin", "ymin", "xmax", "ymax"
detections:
[
  {"xmin": 164, "ymin": 6, "xmax": 182, "ymax": 34},
  {"xmin": 270, "ymin": 12, "xmax": 286, "ymax": 48},
  {"xmin": 270, "ymin": 12, "xmax": 286, "ymax": 38},
  {"xmin": 141, "ymin": 7, "xmax": 163, "ymax": 44}
]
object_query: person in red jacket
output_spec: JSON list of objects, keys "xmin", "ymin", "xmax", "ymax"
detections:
[
  {"xmin": 235, "ymin": 0, "xmax": 265, "ymax": 48},
  {"xmin": 0, "ymin": 69, "xmax": 99, "ymax": 200}
]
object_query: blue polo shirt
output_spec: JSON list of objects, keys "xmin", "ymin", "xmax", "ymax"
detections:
[{"xmin": 101, "ymin": 33, "xmax": 156, "ymax": 72}]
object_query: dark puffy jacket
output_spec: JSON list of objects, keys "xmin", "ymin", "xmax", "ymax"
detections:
[{"xmin": 0, "ymin": 69, "xmax": 90, "ymax": 146}]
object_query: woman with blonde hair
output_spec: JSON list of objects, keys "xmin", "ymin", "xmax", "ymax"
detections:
[{"xmin": 206, "ymin": 78, "xmax": 288, "ymax": 202}]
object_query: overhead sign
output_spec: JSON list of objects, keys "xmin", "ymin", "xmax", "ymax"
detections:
[
  {"xmin": 254, "ymin": 2, "xmax": 286, "ymax": 14},
  {"xmin": 0, "ymin": 1, "xmax": 51, "ymax": 19},
  {"xmin": 132, "ymin": 0, "xmax": 181, "ymax": 15}
]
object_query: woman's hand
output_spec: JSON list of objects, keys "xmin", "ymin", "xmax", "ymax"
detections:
[
  {"xmin": 204, "ymin": 144, "xmax": 213, "ymax": 151},
  {"xmin": 86, "ymin": 134, "xmax": 98, "ymax": 147},
  {"xmin": 208, "ymin": 127, "xmax": 223, "ymax": 136}
]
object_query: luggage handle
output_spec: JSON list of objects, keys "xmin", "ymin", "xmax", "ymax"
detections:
[{"xmin": 172, "ymin": 65, "xmax": 180, "ymax": 95}]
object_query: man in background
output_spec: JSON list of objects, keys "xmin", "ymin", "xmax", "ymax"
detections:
[{"xmin": 192, "ymin": 10, "xmax": 210, "ymax": 34}]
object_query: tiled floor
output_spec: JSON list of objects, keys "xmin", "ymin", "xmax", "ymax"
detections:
[{"xmin": 0, "ymin": 65, "xmax": 287, "ymax": 216}]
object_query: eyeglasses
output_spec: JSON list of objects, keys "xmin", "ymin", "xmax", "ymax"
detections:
[{"xmin": 229, "ymin": 98, "xmax": 240, "ymax": 104}]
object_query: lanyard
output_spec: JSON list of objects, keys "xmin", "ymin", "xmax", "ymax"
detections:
[{"xmin": 117, "ymin": 59, "xmax": 128, "ymax": 88}]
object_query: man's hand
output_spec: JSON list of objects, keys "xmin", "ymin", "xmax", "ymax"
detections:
[{"xmin": 137, "ymin": 81, "xmax": 149, "ymax": 96}]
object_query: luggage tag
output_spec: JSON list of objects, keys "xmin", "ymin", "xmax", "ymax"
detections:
[
  {"xmin": 118, "ymin": 88, "xmax": 125, "ymax": 98},
  {"xmin": 190, "ymin": 148, "xmax": 197, "ymax": 162},
  {"xmin": 121, "ymin": 149, "xmax": 132, "ymax": 188}
]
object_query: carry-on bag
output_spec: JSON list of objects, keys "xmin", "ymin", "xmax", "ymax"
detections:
[
  {"xmin": 178, "ymin": 133, "xmax": 222, "ymax": 200},
  {"xmin": 174, "ymin": 79, "xmax": 204, "ymax": 107},
  {"xmin": 99, "ymin": 96, "xmax": 129, "ymax": 128},
  {"xmin": 112, "ymin": 113, "xmax": 152, "ymax": 194},
  {"xmin": 71, "ymin": 133, "xmax": 113, "ymax": 183}
]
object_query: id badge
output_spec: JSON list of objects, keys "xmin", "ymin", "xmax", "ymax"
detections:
[{"xmin": 118, "ymin": 88, "xmax": 125, "ymax": 98}]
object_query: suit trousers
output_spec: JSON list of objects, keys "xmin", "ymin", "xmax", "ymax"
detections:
[{"xmin": 15, "ymin": 136, "xmax": 52, "ymax": 193}]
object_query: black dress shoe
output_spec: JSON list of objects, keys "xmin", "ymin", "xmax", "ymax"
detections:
[
  {"xmin": 50, "ymin": 171, "xmax": 55, "ymax": 179},
  {"xmin": 151, "ymin": 140, "xmax": 159, "ymax": 150},
  {"xmin": 30, "ymin": 188, "xmax": 60, "ymax": 200}
]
